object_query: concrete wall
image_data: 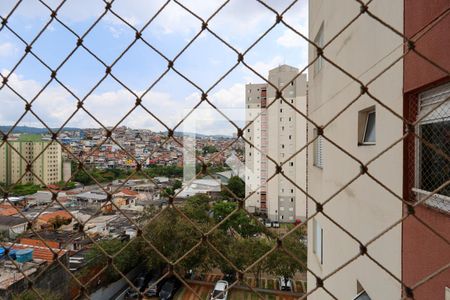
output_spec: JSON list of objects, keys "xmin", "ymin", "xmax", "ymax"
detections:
[
  {"xmin": 403, "ymin": 0, "xmax": 450, "ymax": 93},
  {"xmin": 307, "ymin": 0, "xmax": 404, "ymax": 299}
]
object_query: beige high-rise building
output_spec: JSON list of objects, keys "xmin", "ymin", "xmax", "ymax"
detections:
[
  {"xmin": 0, "ymin": 141, "xmax": 63, "ymax": 186},
  {"xmin": 245, "ymin": 65, "xmax": 307, "ymax": 222}
]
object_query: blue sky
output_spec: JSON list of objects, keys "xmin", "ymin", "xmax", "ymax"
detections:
[{"xmin": 0, "ymin": 0, "xmax": 308, "ymax": 135}]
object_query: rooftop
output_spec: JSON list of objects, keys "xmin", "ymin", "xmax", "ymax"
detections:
[{"xmin": 0, "ymin": 215, "xmax": 27, "ymax": 226}]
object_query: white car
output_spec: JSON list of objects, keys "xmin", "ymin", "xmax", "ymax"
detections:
[
  {"xmin": 210, "ymin": 280, "xmax": 229, "ymax": 300},
  {"xmin": 278, "ymin": 276, "xmax": 293, "ymax": 291}
]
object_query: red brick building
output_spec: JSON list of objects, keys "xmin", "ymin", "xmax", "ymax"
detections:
[{"xmin": 403, "ymin": 1, "xmax": 450, "ymax": 299}]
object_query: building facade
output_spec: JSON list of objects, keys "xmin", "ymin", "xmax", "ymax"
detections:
[
  {"xmin": 307, "ymin": 0, "xmax": 449, "ymax": 299},
  {"xmin": 245, "ymin": 65, "xmax": 307, "ymax": 222},
  {"xmin": 307, "ymin": 0, "xmax": 404, "ymax": 299},
  {"xmin": 402, "ymin": 0, "xmax": 450, "ymax": 299},
  {"xmin": 0, "ymin": 141, "xmax": 63, "ymax": 185}
]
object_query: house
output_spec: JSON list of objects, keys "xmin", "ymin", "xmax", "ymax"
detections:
[
  {"xmin": 19, "ymin": 231, "xmax": 89, "ymax": 252},
  {"xmin": 35, "ymin": 211, "xmax": 72, "ymax": 229},
  {"xmin": 0, "ymin": 216, "xmax": 28, "ymax": 239},
  {"xmin": 0, "ymin": 243, "xmax": 69, "ymax": 300},
  {"xmin": 175, "ymin": 179, "xmax": 222, "ymax": 199}
]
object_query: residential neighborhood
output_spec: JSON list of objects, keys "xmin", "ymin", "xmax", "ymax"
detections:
[{"xmin": 0, "ymin": 0, "xmax": 448, "ymax": 299}]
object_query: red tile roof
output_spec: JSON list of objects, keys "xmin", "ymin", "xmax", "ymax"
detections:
[
  {"xmin": 119, "ymin": 189, "xmax": 138, "ymax": 196},
  {"xmin": 38, "ymin": 211, "xmax": 72, "ymax": 222},
  {"xmin": 2, "ymin": 243, "xmax": 67, "ymax": 261}
]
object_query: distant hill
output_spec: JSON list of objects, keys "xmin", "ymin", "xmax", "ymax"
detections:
[
  {"xmin": 164, "ymin": 131, "xmax": 233, "ymax": 139},
  {"xmin": 0, "ymin": 126, "xmax": 81, "ymax": 134}
]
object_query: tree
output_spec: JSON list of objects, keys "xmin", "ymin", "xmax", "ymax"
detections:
[
  {"xmin": 225, "ymin": 176, "xmax": 245, "ymax": 198},
  {"xmin": 172, "ymin": 179, "xmax": 182, "ymax": 190},
  {"xmin": 237, "ymin": 239, "xmax": 271, "ymax": 287},
  {"xmin": 13, "ymin": 289, "xmax": 61, "ymax": 300},
  {"xmin": 266, "ymin": 229, "xmax": 307, "ymax": 278},
  {"xmin": 49, "ymin": 216, "xmax": 71, "ymax": 229},
  {"xmin": 84, "ymin": 239, "xmax": 143, "ymax": 285},
  {"xmin": 202, "ymin": 145, "xmax": 218, "ymax": 154},
  {"xmin": 160, "ymin": 187, "xmax": 174, "ymax": 198},
  {"xmin": 183, "ymin": 194, "xmax": 211, "ymax": 225},
  {"xmin": 212, "ymin": 201, "xmax": 263, "ymax": 237},
  {"xmin": 142, "ymin": 207, "xmax": 204, "ymax": 273},
  {"xmin": 56, "ymin": 181, "xmax": 76, "ymax": 190},
  {"xmin": 1, "ymin": 183, "xmax": 41, "ymax": 196}
]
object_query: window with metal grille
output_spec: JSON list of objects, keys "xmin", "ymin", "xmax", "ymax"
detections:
[{"xmin": 415, "ymin": 82, "xmax": 450, "ymax": 200}]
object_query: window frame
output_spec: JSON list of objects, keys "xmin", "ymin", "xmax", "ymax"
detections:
[
  {"xmin": 313, "ymin": 128, "xmax": 324, "ymax": 169},
  {"xmin": 414, "ymin": 82, "xmax": 450, "ymax": 202},
  {"xmin": 361, "ymin": 110, "xmax": 376, "ymax": 145},
  {"xmin": 313, "ymin": 23, "xmax": 324, "ymax": 76},
  {"xmin": 312, "ymin": 218, "xmax": 323, "ymax": 264}
]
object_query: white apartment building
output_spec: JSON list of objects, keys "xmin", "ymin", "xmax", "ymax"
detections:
[
  {"xmin": 307, "ymin": 0, "xmax": 404, "ymax": 299},
  {"xmin": 245, "ymin": 65, "xmax": 307, "ymax": 222}
]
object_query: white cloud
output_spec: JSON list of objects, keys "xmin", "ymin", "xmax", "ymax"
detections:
[
  {"xmin": 0, "ymin": 42, "xmax": 16, "ymax": 58},
  {"xmin": 241, "ymin": 56, "xmax": 285, "ymax": 83},
  {"xmin": 277, "ymin": 26, "xmax": 308, "ymax": 48},
  {"xmin": 1, "ymin": 71, "xmax": 246, "ymax": 135},
  {"xmin": 1, "ymin": 0, "xmax": 306, "ymax": 39}
]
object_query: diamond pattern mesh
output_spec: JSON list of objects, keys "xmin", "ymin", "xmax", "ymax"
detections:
[{"xmin": 0, "ymin": 0, "xmax": 449, "ymax": 300}]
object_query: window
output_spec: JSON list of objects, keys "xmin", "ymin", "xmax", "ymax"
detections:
[
  {"xmin": 358, "ymin": 107, "xmax": 376, "ymax": 145},
  {"xmin": 415, "ymin": 82, "xmax": 450, "ymax": 198},
  {"xmin": 313, "ymin": 128, "xmax": 324, "ymax": 168},
  {"xmin": 314, "ymin": 23, "xmax": 324, "ymax": 75},
  {"xmin": 313, "ymin": 219, "xmax": 323, "ymax": 264}
]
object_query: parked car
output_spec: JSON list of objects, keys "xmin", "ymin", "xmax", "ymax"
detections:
[
  {"xmin": 264, "ymin": 220, "xmax": 272, "ymax": 228},
  {"xmin": 210, "ymin": 280, "xmax": 229, "ymax": 300},
  {"xmin": 124, "ymin": 272, "xmax": 149, "ymax": 299},
  {"xmin": 272, "ymin": 221, "xmax": 280, "ymax": 228},
  {"xmin": 158, "ymin": 277, "xmax": 182, "ymax": 300},
  {"xmin": 143, "ymin": 271, "xmax": 162, "ymax": 298},
  {"xmin": 277, "ymin": 276, "xmax": 293, "ymax": 292}
]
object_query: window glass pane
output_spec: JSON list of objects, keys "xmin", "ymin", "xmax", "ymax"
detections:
[
  {"xmin": 364, "ymin": 112, "xmax": 376, "ymax": 143},
  {"xmin": 419, "ymin": 120, "xmax": 450, "ymax": 196}
]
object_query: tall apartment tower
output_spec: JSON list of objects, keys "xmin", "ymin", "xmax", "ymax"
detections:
[
  {"xmin": 0, "ymin": 141, "xmax": 63, "ymax": 185},
  {"xmin": 307, "ymin": 0, "xmax": 449, "ymax": 299},
  {"xmin": 245, "ymin": 65, "xmax": 307, "ymax": 222}
]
